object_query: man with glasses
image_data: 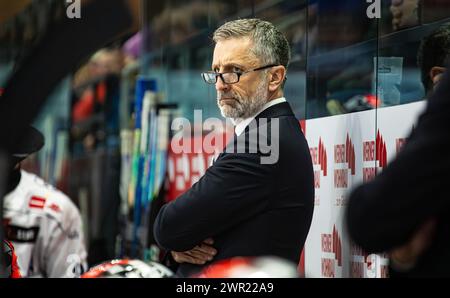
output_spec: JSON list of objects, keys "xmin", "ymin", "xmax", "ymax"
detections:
[{"xmin": 154, "ymin": 18, "xmax": 314, "ymax": 277}]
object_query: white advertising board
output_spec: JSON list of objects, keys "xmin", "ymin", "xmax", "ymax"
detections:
[{"xmin": 303, "ymin": 101, "xmax": 426, "ymax": 278}]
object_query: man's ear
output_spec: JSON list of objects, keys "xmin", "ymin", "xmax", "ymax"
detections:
[
  {"xmin": 430, "ymin": 66, "xmax": 446, "ymax": 85},
  {"xmin": 268, "ymin": 66, "xmax": 286, "ymax": 92}
]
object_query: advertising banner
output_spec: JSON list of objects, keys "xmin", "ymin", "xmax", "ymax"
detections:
[{"xmin": 303, "ymin": 101, "xmax": 425, "ymax": 277}]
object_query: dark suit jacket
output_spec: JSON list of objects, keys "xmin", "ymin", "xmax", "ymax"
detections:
[
  {"xmin": 154, "ymin": 102, "xmax": 314, "ymax": 277},
  {"xmin": 346, "ymin": 69, "xmax": 450, "ymax": 277}
]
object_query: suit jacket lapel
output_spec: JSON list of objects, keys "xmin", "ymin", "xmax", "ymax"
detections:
[{"xmin": 215, "ymin": 102, "xmax": 295, "ymax": 161}]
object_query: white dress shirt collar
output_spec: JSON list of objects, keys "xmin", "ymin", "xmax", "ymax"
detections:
[{"xmin": 234, "ymin": 97, "xmax": 286, "ymax": 136}]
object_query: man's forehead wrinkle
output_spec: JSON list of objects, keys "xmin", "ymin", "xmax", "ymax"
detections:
[
  {"xmin": 213, "ymin": 53, "xmax": 258, "ymax": 69},
  {"xmin": 212, "ymin": 37, "xmax": 257, "ymax": 68}
]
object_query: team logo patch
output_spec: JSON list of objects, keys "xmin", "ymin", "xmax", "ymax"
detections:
[
  {"xmin": 5, "ymin": 225, "xmax": 40, "ymax": 243},
  {"xmin": 48, "ymin": 203, "xmax": 61, "ymax": 213},
  {"xmin": 29, "ymin": 196, "xmax": 46, "ymax": 209}
]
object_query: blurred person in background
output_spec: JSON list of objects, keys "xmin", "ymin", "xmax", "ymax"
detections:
[
  {"xmin": 72, "ymin": 48, "xmax": 124, "ymax": 92},
  {"xmin": 417, "ymin": 22, "xmax": 450, "ymax": 98},
  {"xmin": 71, "ymin": 47, "xmax": 125, "ymax": 153},
  {"xmin": 390, "ymin": 0, "xmax": 420, "ymax": 31},
  {"xmin": 3, "ymin": 126, "xmax": 87, "ymax": 277}
]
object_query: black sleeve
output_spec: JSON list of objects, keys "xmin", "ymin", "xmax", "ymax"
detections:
[
  {"xmin": 153, "ymin": 152, "xmax": 275, "ymax": 252},
  {"xmin": 346, "ymin": 69, "xmax": 450, "ymax": 253}
]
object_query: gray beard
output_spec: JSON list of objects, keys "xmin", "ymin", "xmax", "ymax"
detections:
[{"xmin": 217, "ymin": 79, "xmax": 269, "ymax": 120}]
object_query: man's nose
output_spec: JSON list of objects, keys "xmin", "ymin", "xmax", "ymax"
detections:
[{"xmin": 215, "ymin": 75, "xmax": 231, "ymax": 92}]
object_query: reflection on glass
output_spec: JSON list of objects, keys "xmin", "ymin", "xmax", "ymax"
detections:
[
  {"xmin": 311, "ymin": 0, "xmax": 376, "ymax": 55},
  {"xmin": 306, "ymin": 48, "xmax": 377, "ymax": 119},
  {"xmin": 380, "ymin": 0, "xmax": 421, "ymax": 36},
  {"xmin": 375, "ymin": 57, "xmax": 403, "ymax": 107},
  {"xmin": 390, "ymin": 0, "xmax": 420, "ymax": 31},
  {"xmin": 0, "ymin": 1, "xmax": 66, "ymax": 70},
  {"xmin": 151, "ymin": 0, "xmax": 223, "ymax": 49},
  {"xmin": 422, "ymin": 0, "xmax": 450, "ymax": 23},
  {"xmin": 255, "ymin": 0, "xmax": 308, "ymax": 119},
  {"xmin": 306, "ymin": 0, "xmax": 377, "ymax": 119},
  {"xmin": 144, "ymin": 0, "xmax": 310, "ymax": 121},
  {"xmin": 142, "ymin": 0, "xmax": 447, "ymax": 121},
  {"xmin": 378, "ymin": 7, "xmax": 450, "ymax": 107},
  {"xmin": 284, "ymin": 62, "xmax": 307, "ymax": 119}
]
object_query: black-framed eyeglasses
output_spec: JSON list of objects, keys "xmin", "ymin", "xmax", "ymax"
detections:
[{"xmin": 201, "ymin": 64, "xmax": 279, "ymax": 84}]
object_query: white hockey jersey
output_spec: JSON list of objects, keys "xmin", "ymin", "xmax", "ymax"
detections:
[{"xmin": 3, "ymin": 170, "xmax": 88, "ymax": 278}]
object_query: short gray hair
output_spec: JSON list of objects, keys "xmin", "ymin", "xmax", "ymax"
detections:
[{"xmin": 213, "ymin": 18, "xmax": 291, "ymax": 70}]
